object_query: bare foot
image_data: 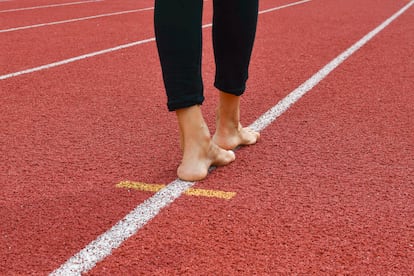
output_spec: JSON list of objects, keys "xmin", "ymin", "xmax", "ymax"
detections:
[
  {"xmin": 177, "ymin": 137, "xmax": 235, "ymax": 181},
  {"xmin": 212, "ymin": 91, "xmax": 260, "ymax": 150},
  {"xmin": 176, "ymin": 105, "xmax": 235, "ymax": 181},
  {"xmin": 213, "ymin": 122, "xmax": 260, "ymax": 150}
]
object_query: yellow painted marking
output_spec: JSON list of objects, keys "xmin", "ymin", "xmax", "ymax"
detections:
[
  {"xmin": 183, "ymin": 188, "xmax": 236, "ymax": 199},
  {"xmin": 117, "ymin": 181, "xmax": 165, "ymax": 192},
  {"xmin": 117, "ymin": 181, "xmax": 236, "ymax": 200}
]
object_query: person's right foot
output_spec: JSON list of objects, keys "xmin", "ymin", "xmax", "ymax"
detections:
[
  {"xmin": 213, "ymin": 122, "xmax": 260, "ymax": 150},
  {"xmin": 212, "ymin": 91, "xmax": 260, "ymax": 150}
]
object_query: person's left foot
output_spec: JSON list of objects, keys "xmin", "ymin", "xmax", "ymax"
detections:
[
  {"xmin": 177, "ymin": 136, "xmax": 235, "ymax": 181},
  {"xmin": 175, "ymin": 105, "xmax": 236, "ymax": 182}
]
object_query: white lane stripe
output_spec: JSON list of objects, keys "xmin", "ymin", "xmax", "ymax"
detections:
[
  {"xmin": 0, "ymin": 0, "xmax": 102, "ymax": 13},
  {"xmin": 0, "ymin": 38, "xmax": 156, "ymax": 80},
  {"xmin": 0, "ymin": 7, "xmax": 154, "ymax": 33},
  {"xmin": 49, "ymin": 1, "xmax": 414, "ymax": 275},
  {"xmin": 259, "ymin": 0, "xmax": 311, "ymax": 14},
  {"xmin": 0, "ymin": 0, "xmax": 311, "ymax": 81},
  {"xmin": 199, "ymin": 0, "xmax": 312, "ymax": 29}
]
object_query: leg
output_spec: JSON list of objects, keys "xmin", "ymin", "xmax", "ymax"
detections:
[
  {"xmin": 212, "ymin": 0, "xmax": 260, "ymax": 149},
  {"xmin": 212, "ymin": 0, "xmax": 258, "ymax": 94},
  {"xmin": 154, "ymin": 0, "xmax": 235, "ymax": 181},
  {"xmin": 154, "ymin": 0, "xmax": 204, "ymax": 111}
]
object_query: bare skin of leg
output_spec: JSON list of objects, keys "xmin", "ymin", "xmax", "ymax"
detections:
[
  {"xmin": 176, "ymin": 105, "xmax": 236, "ymax": 181},
  {"xmin": 213, "ymin": 91, "xmax": 260, "ymax": 150}
]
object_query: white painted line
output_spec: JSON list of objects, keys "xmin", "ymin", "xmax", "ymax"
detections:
[
  {"xmin": 201, "ymin": 0, "xmax": 312, "ymax": 29},
  {"xmin": 49, "ymin": 1, "xmax": 414, "ymax": 275},
  {"xmin": 0, "ymin": 7, "xmax": 154, "ymax": 33},
  {"xmin": 259, "ymin": 0, "xmax": 312, "ymax": 14},
  {"xmin": 0, "ymin": 38, "xmax": 156, "ymax": 81},
  {"xmin": 0, "ymin": 0, "xmax": 102, "ymax": 13},
  {"xmin": 0, "ymin": 0, "xmax": 311, "ymax": 80}
]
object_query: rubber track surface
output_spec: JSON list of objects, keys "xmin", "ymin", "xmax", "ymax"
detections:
[{"xmin": 1, "ymin": 0, "xmax": 413, "ymax": 274}]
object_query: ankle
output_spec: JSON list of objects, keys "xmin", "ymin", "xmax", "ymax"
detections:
[
  {"xmin": 177, "ymin": 105, "xmax": 209, "ymax": 130},
  {"xmin": 176, "ymin": 105, "xmax": 212, "ymax": 150},
  {"xmin": 217, "ymin": 91, "xmax": 241, "ymax": 129}
]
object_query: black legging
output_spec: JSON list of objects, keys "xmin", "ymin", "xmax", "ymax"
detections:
[{"xmin": 154, "ymin": 0, "xmax": 259, "ymax": 111}]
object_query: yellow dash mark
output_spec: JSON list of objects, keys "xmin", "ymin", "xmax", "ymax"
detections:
[
  {"xmin": 183, "ymin": 188, "xmax": 236, "ymax": 200},
  {"xmin": 117, "ymin": 181, "xmax": 236, "ymax": 200},
  {"xmin": 116, "ymin": 181, "xmax": 165, "ymax": 192}
]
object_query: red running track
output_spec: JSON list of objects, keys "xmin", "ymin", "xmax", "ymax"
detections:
[{"xmin": 1, "ymin": 0, "xmax": 413, "ymax": 274}]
